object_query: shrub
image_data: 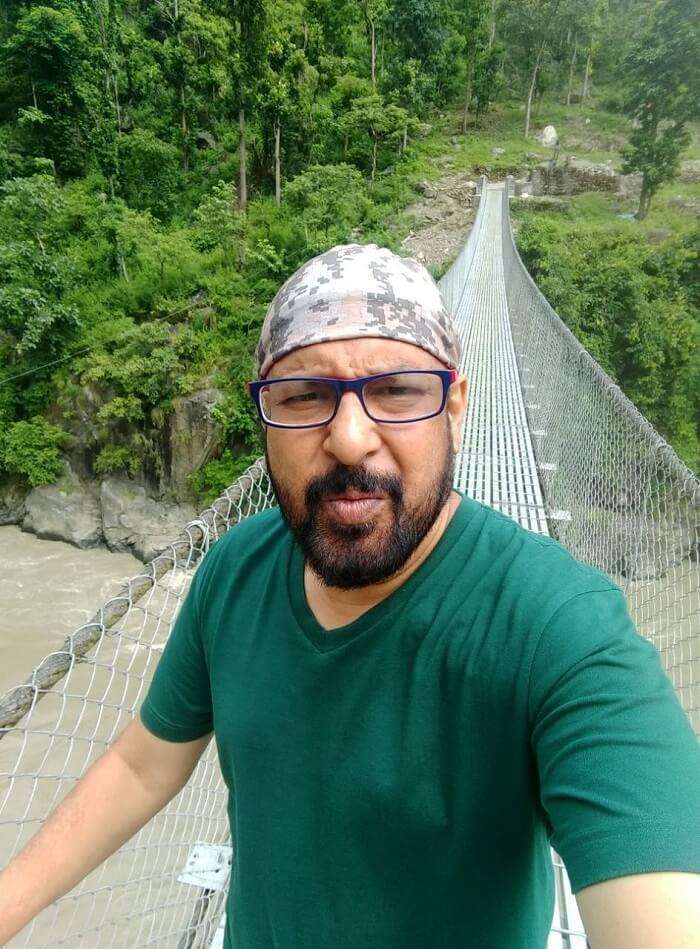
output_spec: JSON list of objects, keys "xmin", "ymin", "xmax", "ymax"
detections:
[
  {"xmin": 189, "ymin": 450, "xmax": 261, "ymax": 506},
  {"xmin": 0, "ymin": 417, "xmax": 67, "ymax": 486}
]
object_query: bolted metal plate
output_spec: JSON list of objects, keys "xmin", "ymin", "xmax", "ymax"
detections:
[{"xmin": 178, "ymin": 843, "xmax": 232, "ymax": 891}]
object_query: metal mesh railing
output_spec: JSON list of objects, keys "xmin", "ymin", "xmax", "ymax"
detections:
[
  {"xmin": 437, "ymin": 175, "xmax": 486, "ymax": 319},
  {"xmin": 502, "ymin": 178, "xmax": 700, "ymax": 737},
  {"xmin": 0, "ymin": 461, "xmax": 276, "ymax": 947}
]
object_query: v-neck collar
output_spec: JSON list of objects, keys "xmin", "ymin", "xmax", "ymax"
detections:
[{"xmin": 287, "ymin": 493, "xmax": 476, "ymax": 654}]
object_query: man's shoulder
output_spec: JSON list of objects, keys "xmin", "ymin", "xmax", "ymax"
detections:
[
  {"xmin": 461, "ymin": 495, "xmax": 619, "ymax": 608},
  {"xmin": 209, "ymin": 504, "xmax": 287, "ymax": 561}
]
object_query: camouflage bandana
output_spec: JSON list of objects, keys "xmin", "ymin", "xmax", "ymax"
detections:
[{"xmin": 256, "ymin": 243, "xmax": 461, "ymax": 376}]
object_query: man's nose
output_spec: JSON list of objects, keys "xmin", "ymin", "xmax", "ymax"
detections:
[{"xmin": 323, "ymin": 391, "xmax": 381, "ymax": 466}]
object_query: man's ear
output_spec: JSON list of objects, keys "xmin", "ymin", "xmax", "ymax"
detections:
[{"xmin": 447, "ymin": 375, "xmax": 468, "ymax": 453}]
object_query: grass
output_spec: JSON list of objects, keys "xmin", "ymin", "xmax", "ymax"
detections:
[{"xmin": 405, "ymin": 89, "xmax": 700, "ymax": 247}]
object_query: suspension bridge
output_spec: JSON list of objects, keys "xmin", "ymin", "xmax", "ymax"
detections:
[{"xmin": 1, "ymin": 178, "xmax": 698, "ymax": 948}]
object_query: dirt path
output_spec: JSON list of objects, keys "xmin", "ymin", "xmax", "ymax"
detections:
[{"xmin": 400, "ymin": 168, "xmax": 479, "ymax": 272}]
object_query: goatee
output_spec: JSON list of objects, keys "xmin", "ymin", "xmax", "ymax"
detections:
[{"xmin": 266, "ymin": 442, "xmax": 454, "ymax": 589}]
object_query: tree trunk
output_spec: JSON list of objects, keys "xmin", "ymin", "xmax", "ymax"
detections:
[
  {"xmin": 488, "ymin": 0, "xmax": 497, "ymax": 50},
  {"xmin": 380, "ymin": 30, "xmax": 385, "ymax": 78},
  {"xmin": 534, "ymin": 87, "xmax": 544, "ymax": 119},
  {"xmin": 31, "ymin": 78, "xmax": 38, "ymax": 109},
  {"xmin": 566, "ymin": 36, "xmax": 577, "ymax": 106},
  {"xmin": 462, "ymin": 52, "xmax": 475, "ymax": 134},
  {"xmin": 181, "ymin": 84, "xmax": 188, "ymax": 170},
  {"xmin": 581, "ymin": 50, "xmax": 592, "ymax": 105},
  {"xmin": 238, "ymin": 106, "xmax": 247, "ymax": 211},
  {"xmin": 525, "ymin": 46, "xmax": 544, "ymax": 138},
  {"xmin": 402, "ymin": 124, "xmax": 408, "ymax": 152},
  {"xmin": 370, "ymin": 20, "xmax": 376, "ymax": 87},
  {"xmin": 371, "ymin": 136, "xmax": 377, "ymax": 182},
  {"xmin": 636, "ymin": 175, "xmax": 652, "ymax": 220},
  {"xmin": 118, "ymin": 252, "xmax": 129, "ymax": 281},
  {"xmin": 112, "ymin": 74, "xmax": 122, "ymax": 132},
  {"xmin": 274, "ymin": 119, "xmax": 281, "ymax": 205}
]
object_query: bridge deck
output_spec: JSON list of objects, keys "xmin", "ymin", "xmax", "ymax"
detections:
[
  {"xmin": 451, "ymin": 184, "xmax": 549, "ymax": 536},
  {"xmin": 444, "ymin": 183, "xmax": 587, "ymax": 947}
]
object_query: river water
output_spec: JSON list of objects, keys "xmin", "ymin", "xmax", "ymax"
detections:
[{"xmin": 0, "ymin": 526, "xmax": 141, "ymax": 698}]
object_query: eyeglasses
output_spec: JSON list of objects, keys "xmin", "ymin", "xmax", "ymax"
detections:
[{"xmin": 247, "ymin": 369, "xmax": 457, "ymax": 429}]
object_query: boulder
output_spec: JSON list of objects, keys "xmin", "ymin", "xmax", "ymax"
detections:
[
  {"xmin": 23, "ymin": 464, "xmax": 102, "ymax": 549},
  {"xmin": 616, "ymin": 516, "xmax": 698, "ymax": 582},
  {"xmin": 169, "ymin": 384, "xmax": 225, "ymax": 496},
  {"xmin": 536, "ymin": 125, "xmax": 559, "ymax": 147},
  {"xmin": 100, "ymin": 477, "xmax": 197, "ymax": 563},
  {"xmin": 195, "ymin": 131, "xmax": 217, "ymax": 149},
  {"xmin": 52, "ymin": 382, "xmax": 107, "ymax": 481},
  {"xmin": 0, "ymin": 480, "xmax": 25, "ymax": 526},
  {"xmin": 416, "ymin": 180, "xmax": 438, "ymax": 198},
  {"xmin": 679, "ymin": 160, "xmax": 700, "ymax": 183}
]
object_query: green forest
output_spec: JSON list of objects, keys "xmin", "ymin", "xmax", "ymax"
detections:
[{"xmin": 0, "ymin": 0, "xmax": 698, "ymax": 505}]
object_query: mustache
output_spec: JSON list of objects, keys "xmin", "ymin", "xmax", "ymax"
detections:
[{"xmin": 305, "ymin": 466, "xmax": 403, "ymax": 507}]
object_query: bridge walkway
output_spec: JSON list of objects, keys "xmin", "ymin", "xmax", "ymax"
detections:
[{"xmin": 449, "ymin": 183, "xmax": 549, "ymax": 535}]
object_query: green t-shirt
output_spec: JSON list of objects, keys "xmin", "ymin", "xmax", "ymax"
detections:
[{"xmin": 140, "ymin": 495, "xmax": 700, "ymax": 948}]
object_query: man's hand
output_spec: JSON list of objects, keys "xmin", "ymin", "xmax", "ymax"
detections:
[
  {"xmin": 0, "ymin": 718, "xmax": 211, "ymax": 945},
  {"xmin": 576, "ymin": 871, "xmax": 700, "ymax": 948}
]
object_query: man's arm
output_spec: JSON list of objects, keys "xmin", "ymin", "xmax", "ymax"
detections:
[
  {"xmin": 0, "ymin": 718, "xmax": 212, "ymax": 946},
  {"xmin": 576, "ymin": 871, "xmax": 700, "ymax": 948}
]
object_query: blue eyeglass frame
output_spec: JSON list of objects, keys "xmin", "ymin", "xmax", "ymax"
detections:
[{"xmin": 247, "ymin": 368, "xmax": 458, "ymax": 429}]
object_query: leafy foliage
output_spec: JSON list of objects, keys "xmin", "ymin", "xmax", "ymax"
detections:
[
  {"xmin": 516, "ymin": 207, "xmax": 699, "ymax": 469},
  {"xmin": 0, "ymin": 416, "xmax": 68, "ymax": 486},
  {"xmin": 0, "ymin": 0, "xmax": 696, "ymax": 499},
  {"xmin": 621, "ymin": 0, "xmax": 700, "ymax": 219}
]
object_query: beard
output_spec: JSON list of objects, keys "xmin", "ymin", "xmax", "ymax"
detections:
[{"xmin": 266, "ymin": 437, "xmax": 455, "ymax": 590}]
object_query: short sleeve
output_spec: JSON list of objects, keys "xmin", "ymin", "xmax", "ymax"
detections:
[
  {"xmin": 139, "ymin": 543, "xmax": 221, "ymax": 742},
  {"xmin": 528, "ymin": 586, "xmax": 700, "ymax": 894}
]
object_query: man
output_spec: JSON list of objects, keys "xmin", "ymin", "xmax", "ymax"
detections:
[{"xmin": 1, "ymin": 244, "xmax": 699, "ymax": 948}]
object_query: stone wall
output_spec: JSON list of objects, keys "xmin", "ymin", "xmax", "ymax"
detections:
[{"xmin": 529, "ymin": 157, "xmax": 620, "ymax": 196}]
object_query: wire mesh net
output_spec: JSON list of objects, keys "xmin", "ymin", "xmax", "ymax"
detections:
[
  {"xmin": 502, "ymin": 179, "xmax": 699, "ymax": 738},
  {"xmin": 1, "ymin": 178, "xmax": 695, "ymax": 947},
  {"xmin": 0, "ymin": 463, "xmax": 275, "ymax": 947}
]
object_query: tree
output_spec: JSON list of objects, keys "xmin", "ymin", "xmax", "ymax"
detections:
[
  {"xmin": 115, "ymin": 129, "xmax": 180, "ymax": 220},
  {"xmin": 339, "ymin": 94, "xmax": 409, "ymax": 180},
  {"xmin": 454, "ymin": 0, "xmax": 491, "ymax": 132},
  {"xmin": 0, "ymin": 176, "xmax": 81, "ymax": 391},
  {"xmin": 258, "ymin": 4, "xmax": 317, "ymax": 204},
  {"xmin": 220, "ymin": 0, "xmax": 270, "ymax": 212},
  {"xmin": 2, "ymin": 5, "xmax": 99, "ymax": 177},
  {"xmin": 621, "ymin": 0, "xmax": 699, "ymax": 219},
  {"xmin": 284, "ymin": 163, "xmax": 370, "ymax": 245},
  {"xmin": 384, "ymin": 0, "xmax": 452, "ymax": 105},
  {"xmin": 503, "ymin": 0, "xmax": 563, "ymax": 137},
  {"xmin": 193, "ymin": 179, "xmax": 247, "ymax": 264},
  {"xmin": 360, "ymin": 0, "xmax": 389, "ymax": 87}
]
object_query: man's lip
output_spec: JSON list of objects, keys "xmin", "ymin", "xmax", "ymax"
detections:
[{"xmin": 323, "ymin": 492, "xmax": 385, "ymax": 501}]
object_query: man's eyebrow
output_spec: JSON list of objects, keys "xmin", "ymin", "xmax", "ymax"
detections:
[{"xmin": 270, "ymin": 364, "xmax": 434, "ymax": 378}]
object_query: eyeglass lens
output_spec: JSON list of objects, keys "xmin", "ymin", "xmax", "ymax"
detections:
[{"xmin": 260, "ymin": 373, "xmax": 444, "ymax": 426}]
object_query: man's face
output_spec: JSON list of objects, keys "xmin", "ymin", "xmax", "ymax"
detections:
[{"xmin": 263, "ymin": 337, "xmax": 468, "ymax": 589}]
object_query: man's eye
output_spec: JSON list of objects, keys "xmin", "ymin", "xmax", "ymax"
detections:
[
  {"xmin": 282, "ymin": 391, "xmax": 322, "ymax": 404},
  {"xmin": 375, "ymin": 385, "xmax": 422, "ymax": 398}
]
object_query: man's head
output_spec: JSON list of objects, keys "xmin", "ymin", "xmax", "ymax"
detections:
[{"xmin": 252, "ymin": 244, "xmax": 467, "ymax": 589}]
